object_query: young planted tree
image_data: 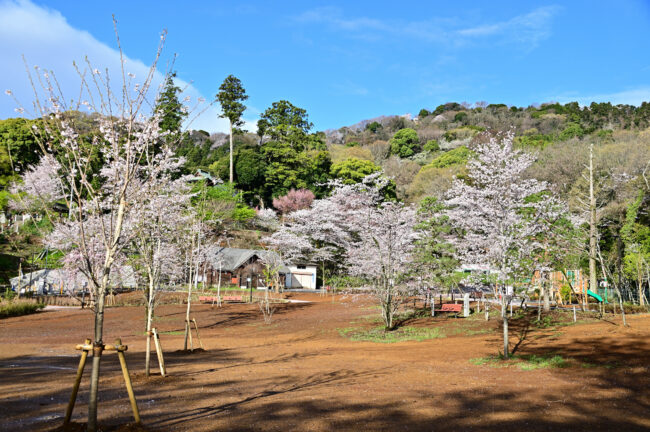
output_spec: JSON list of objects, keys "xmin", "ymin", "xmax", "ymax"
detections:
[
  {"xmin": 129, "ymin": 163, "xmax": 191, "ymax": 375},
  {"xmin": 259, "ymin": 250, "xmax": 283, "ymax": 322},
  {"xmin": 10, "ymin": 23, "xmax": 206, "ymax": 429},
  {"xmin": 445, "ymin": 132, "xmax": 550, "ymax": 358},
  {"xmin": 347, "ymin": 199, "xmax": 419, "ymax": 329},
  {"xmin": 43, "ymin": 93, "xmax": 168, "ymax": 429},
  {"xmin": 216, "ymin": 75, "xmax": 248, "ymax": 183}
]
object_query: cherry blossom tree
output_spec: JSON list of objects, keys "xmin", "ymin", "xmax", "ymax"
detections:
[
  {"xmin": 272, "ymin": 188, "xmax": 315, "ymax": 214},
  {"xmin": 265, "ymin": 176, "xmax": 381, "ymax": 290},
  {"xmin": 267, "ymin": 173, "xmax": 419, "ymax": 328},
  {"xmin": 346, "ymin": 200, "xmax": 419, "ymax": 329},
  {"xmin": 129, "ymin": 165, "xmax": 192, "ymax": 375},
  {"xmin": 13, "ymin": 24, "xmax": 200, "ymax": 430},
  {"xmin": 444, "ymin": 131, "xmax": 551, "ymax": 358},
  {"xmin": 254, "ymin": 207, "xmax": 280, "ymax": 231},
  {"xmin": 10, "ymin": 153, "xmax": 66, "ymax": 216}
]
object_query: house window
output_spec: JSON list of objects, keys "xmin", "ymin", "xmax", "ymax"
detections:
[{"xmin": 297, "ymin": 264, "xmax": 306, "ymax": 269}]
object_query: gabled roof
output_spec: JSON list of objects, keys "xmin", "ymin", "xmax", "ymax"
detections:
[
  {"xmin": 209, "ymin": 248, "xmax": 290, "ymax": 273},
  {"xmin": 10, "ymin": 266, "xmax": 138, "ymax": 289}
]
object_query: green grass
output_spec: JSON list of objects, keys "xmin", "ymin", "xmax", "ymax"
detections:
[
  {"xmin": 470, "ymin": 353, "xmax": 568, "ymax": 370},
  {"xmin": 159, "ymin": 330, "xmax": 185, "ymax": 336},
  {"xmin": 206, "ymin": 286, "xmax": 245, "ymax": 292},
  {"xmin": 339, "ymin": 325, "xmax": 445, "ymax": 343},
  {"xmin": 580, "ymin": 361, "xmax": 618, "ymax": 369},
  {"xmin": 518, "ymin": 354, "xmax": 567, "ymax": 370},
  {"xmin": 0, "ymin": 300, "xmax": 45, "ymax": 318},
  {"xmin": 454, "ymin": 327, "xmax": 493, "ymax": 336}
]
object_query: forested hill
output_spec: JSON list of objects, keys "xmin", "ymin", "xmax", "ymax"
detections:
[
  {"xmin": 0, "ymin": 99, "xmax": 649, "ymax": 287},
  {"xmin": 2, "ymin": 100, "xmax": 650, "ymax": 211},
  {"xmin": 169, "ymin": 100, "xmax": 650, "ymax": 210}
]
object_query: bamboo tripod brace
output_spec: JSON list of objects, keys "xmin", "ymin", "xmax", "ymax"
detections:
[{"xmin": 64, "ymin": 338, "xmax": 140, "ymax": 425}]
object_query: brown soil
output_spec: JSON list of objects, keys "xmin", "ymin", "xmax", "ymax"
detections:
[{"xmin": 0, "ymin": 294, "xmax": 648, "ymax": 431}]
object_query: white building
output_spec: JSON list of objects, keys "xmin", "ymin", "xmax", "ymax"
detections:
[{"xmin": 285, "ymin": 263, "xmax": 318, "ymax": 290}]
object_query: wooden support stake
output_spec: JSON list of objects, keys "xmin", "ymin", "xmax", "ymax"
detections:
[
  {"xmin": 186, "ymin": 320, "xmax": 193, "ymax": 351},
  {"xmin": 573, "ymin": 305, "xmax": 577, "ymax": 322},
  {"xmin": 115, "ymin": 339, "xmax": 140, "ymax": 424},
  {"xmin": 192, "ymin": 318, "xmax": 204, "ymax": 350},
  {"xmin": 152, "ymin": 328, "xmax": 166, "ymax": 377},
  {"xmin": 64, "ymin": 338, "xmax": 91, "ymax": 424}
]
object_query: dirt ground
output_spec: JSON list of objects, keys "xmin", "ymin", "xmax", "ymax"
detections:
[{"xmin": 0, "ymin": 293, "xmax": 649, "ymax": 432}]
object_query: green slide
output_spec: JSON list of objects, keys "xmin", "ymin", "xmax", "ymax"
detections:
[{"xmin": 587, "ymin": 290, "xmax": 604, "ymax": 303}]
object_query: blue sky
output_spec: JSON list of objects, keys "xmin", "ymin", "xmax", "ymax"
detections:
[{"xmin": 2, "ymin": 0, "xmax": 650, "ymax": 132}]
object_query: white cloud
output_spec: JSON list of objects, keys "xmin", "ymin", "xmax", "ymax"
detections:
[
  {"xmin": 551, "ymin": 87, "xmax": 650, "ymax": 107},
  {"xmin": 294, "ymin": 6, "xmax": 561, "ymax": 48},
  {"xmin": 0, "ymin": 0, "xmax": 236, "ymax": 133},
  {"xmin": 458, "ymin": 6, "xmax": 561, "ymax": 47}
]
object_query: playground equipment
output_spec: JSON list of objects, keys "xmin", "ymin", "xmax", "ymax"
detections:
[{"xmin": 587, "ymin": 289, "xmax": 606, "ymax": 303}]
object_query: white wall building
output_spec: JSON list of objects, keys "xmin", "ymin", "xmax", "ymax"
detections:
[{"xmin": 285, "ymin": 263, "xmax": 318, "ymax": 290}]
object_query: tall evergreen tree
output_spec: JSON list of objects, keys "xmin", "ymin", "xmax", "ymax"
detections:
[
  {"xmin": 154, "ymin": 72, "xmax": 187, "ymax": 141},
  {"xmin": 216, "ymin": 75, "xmax": 248, "ymax": 183}
]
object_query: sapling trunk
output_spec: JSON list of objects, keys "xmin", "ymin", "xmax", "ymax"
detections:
[
  {"xmin": 145, "ymin": 278, "xmax": 154, "ymax": 377},
  {"xmin": 183, "ymin": 259, "xmax": 193, "ymax": 350},
  {"xmin": 87, "ymin": 282, "xmax": 106, "ymax": 432},
  {"xmin": 502, "ymin": 295, "xmax": 509, "ymax": 359}
]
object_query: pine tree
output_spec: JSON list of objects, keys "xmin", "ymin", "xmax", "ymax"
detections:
[{"xmin": 216, "ymin": 75, "xmax": 248, "ymax": 183}]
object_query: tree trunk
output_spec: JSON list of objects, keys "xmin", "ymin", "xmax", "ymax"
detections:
[
  {"xmin": 145, "ymin": 278, "xmax": 154, "ymax": 377},
  {"xmin": 87, "ymin": 284, "xmax": 106, "ymax": 432},
  {"xmin": 638, "ymin": 261, "xmax": 645, "ymax": 306},
  {"xmin": 183, "ymin": 255, "xmax": 193, "ymax": 351},
  {"xmin": 588, "ymin": 144, "xmax": 597, "ymax": 310},
  {"xmin": 217, "ymin": 263, "xmax": 222, "ymax": 306},
  {"xmin": 543, "ymin": 275, "xmax": 550, "ymax": 312},
  {"xmin": 502, "ymin": 295, "xmax": 509, "ymax": 359},
  {"xmin": 229, "ymin": 122, "xmax": 234, "ymax": 184}
]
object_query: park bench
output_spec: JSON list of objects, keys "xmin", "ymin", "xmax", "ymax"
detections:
[
  {"xmin": 434, "ymin": 303, "xmax": 463, "ymax": 317},
  {"xmin": 222, "ymin": 295, "xmax": 243, "ymax": 302}
]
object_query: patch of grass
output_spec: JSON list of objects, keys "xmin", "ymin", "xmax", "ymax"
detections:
[
  {"xmin": 469, "ymin": 356, "xmax": 501, "ymax": 366},
  {"xmin": 581, "ymin": 361, "xmax": 618, "ymax": 369},
  {"xmin": 518, "ymin": 354, "xmax": 567, "ymax": 370},
  {"xmin": 159, "ymin": 331, "xmax": 184, "ymax": 336},
  {"xmin": 447, "ymin": 322, "xmax": 494, "ymax": 336},
  {"xmin": 339, "ymin": 325, "xmax": 445, "ymax": 343},
  {"xmin": 470, "ymin": 353, "xmax": 569, "ymax": 370},
  {"xmin": 0, "ymin": 300, "xmax": 45, "ymax": 318}
]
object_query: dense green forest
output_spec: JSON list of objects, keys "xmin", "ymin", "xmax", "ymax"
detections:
[{"xmin": 1, "ymin": 80, "xmax": 649, "ymax": 303}]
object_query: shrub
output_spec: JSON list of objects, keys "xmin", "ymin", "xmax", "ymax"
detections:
[
  {"xmin": 427, "ymin": 146, "xmax": 472, "ymax": 169},
  {"xmin": 559, "ymin": 122, "xmax": 585, "ymax": 140},
  {"xmin": 454, "ymin": 111, "xmax": 468, "ymax": 123},
  {"xmin": 389, "ymin": 128, "xmax": 420, "ymax": 158},
  {"xmin": 0, "ymin": 300, "xmax": 45, "ymax": 318},
  {"xmin": 423, "ymin": 139, "xmax": 440, "ymax": 152},
  {"xmin": 559, "ymin": 285, "xmax": 572, "ymax": 303},
  {"xmin": 365, "ymin": 121, "xmax": 382, "ymax": 133}
]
